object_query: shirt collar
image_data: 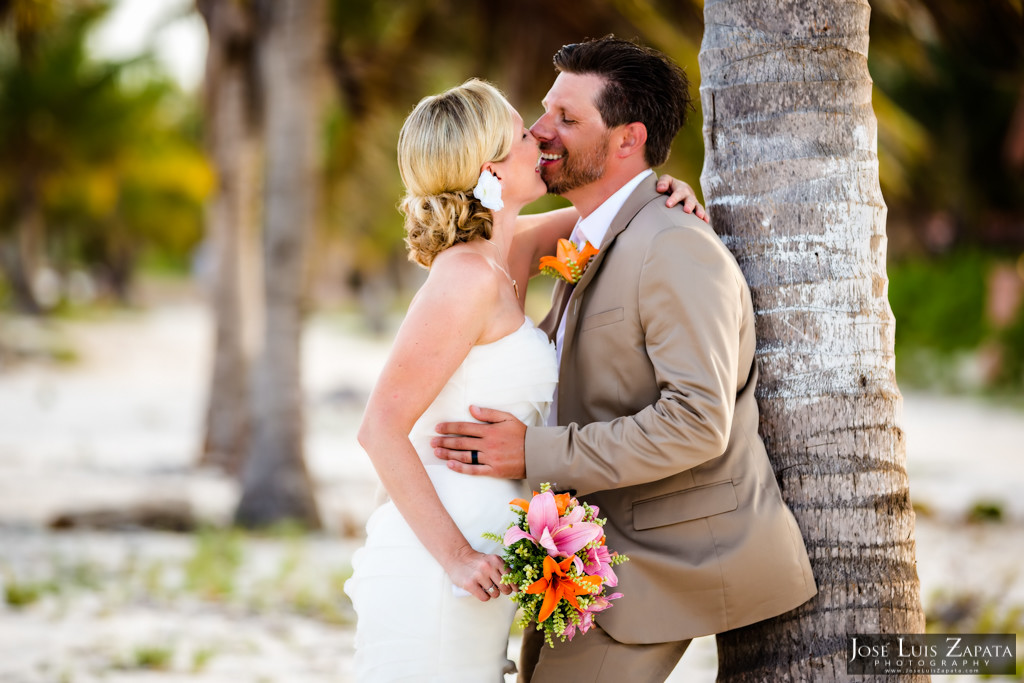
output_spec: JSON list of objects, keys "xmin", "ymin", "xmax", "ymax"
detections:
[{"xmin": 575, "ymin": 169, "xmax": 654, "ymax": 249}]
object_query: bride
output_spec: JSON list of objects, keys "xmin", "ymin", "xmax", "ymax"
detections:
[{"xmin": 344, "ymin": 79, "xmax": 696, "ymax": 681}]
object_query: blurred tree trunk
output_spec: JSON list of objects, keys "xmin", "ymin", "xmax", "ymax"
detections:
[
  {"xmin": 235, "ymin": 0, "xmax": 323, "ymax": 529},
  {"xmin": 196, "ymin": 0, "xmax": 261, "ymax": 475},
  {"xmin": 0, "ymin": 0, "xmax": 51, "ymax": 315},
  {"xmin": 699, "ymin": 0, "xmax": 925, "ymax": 679},
  {"xmin": 103, "ymin": 224, "xmax": 137, "ymax": 305},
  {"xmin": 1, "ymin": 174, "xmax": 44, "ymax": 314}
]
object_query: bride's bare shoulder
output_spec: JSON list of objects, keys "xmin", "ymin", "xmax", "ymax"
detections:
[
  {"xmin": 429, "ymin": 244, "xmax": 500, "ymax": 287},
  {"xmin": 414, "ymin": 244, "xmax": 501, "ymax": 311}
]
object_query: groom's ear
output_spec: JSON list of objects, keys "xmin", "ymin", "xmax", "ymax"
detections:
[{"xmin": 614, "ymin": 122, "xmax": 648, "ymax": 160}]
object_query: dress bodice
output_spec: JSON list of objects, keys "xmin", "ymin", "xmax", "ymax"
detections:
[{"xmin": 409, "ymin": 319, "xmax": 558, "ymax": 464}]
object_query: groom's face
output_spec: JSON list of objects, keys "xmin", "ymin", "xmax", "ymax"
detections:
[{"xmin": 531, "ymin": 72, "xmax": 611, "ymax": 196}]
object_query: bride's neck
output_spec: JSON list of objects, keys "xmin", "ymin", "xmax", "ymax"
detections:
[{"xmin": 487, "ymin": 212, "xmax": 517, "ymax": 256}]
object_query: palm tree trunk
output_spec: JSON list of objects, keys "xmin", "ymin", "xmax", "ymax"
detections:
[
  {"xmin": 699, "ymin": 0, "xmax": 926, "ymax": 679},
  {"xmin": 234, "ymin": 0, "xmax": 323, "ymax": 529},
  {"xmin": 197, "ymin": 0, "xmax": 261, "ymax": 475}
]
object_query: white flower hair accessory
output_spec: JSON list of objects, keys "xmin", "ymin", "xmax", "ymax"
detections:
[{"xmin": 472, "ymin": 170, "xmax": 503, "ymax": 212}]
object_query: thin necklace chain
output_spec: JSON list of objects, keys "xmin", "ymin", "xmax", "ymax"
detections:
[{"xmin": 483, "ymin": 239, "xmax": 520, "ymax": 296}]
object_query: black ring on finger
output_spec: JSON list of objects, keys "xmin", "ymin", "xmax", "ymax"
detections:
[{"xmin": 470, "ymin": 450, "xmax": 479, "ymax": 465}]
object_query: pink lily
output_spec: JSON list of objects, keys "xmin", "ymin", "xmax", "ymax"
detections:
[
  {"xmin": 503, "ymin": 490, "xmax": 603, "ymax": 559},
  {"xmin": 583, "ymin": 544, "xmax": 619, "ymax": 587}
]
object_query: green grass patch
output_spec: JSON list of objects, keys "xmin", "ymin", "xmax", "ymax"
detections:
[
  {"xmin": 132, "ymin": 644, "xmax": 174, "ymax": 670},
  {"xmin": 4, "ymin": 577, "xmax": 57, "ymax": 607},
  {"xmin": 184, "ymin": 526, "xmax": 244, "ymax": 601},
  {"xmin": 965, "ymin": 499, "xmax": 1006, "ymax": 524},
  {"xmin": 191, "ymin": 646, "xmax": 216, "ymax": 672}
]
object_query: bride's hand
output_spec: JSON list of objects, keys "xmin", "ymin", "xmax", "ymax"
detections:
[
  {"xmin": 657, "ymin": 173, "xmax": 709, "ymax": 222},
  {"xmin": 445, "ymin": 546, "xmax": 512, "ymax": 602}
]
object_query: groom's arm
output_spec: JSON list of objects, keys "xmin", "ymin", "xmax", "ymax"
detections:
[
  {"xmin": 524, "ymin": 222, "xmax": 747, "ymax": 496},
  {"xmin": 433, "ymin": 220, "xmax": 748, "ymax": 492}
]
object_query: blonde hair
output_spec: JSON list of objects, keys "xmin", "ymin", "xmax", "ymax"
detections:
[{"xmin": 398, "ymin": 79, "xmax": 516, "ymax": 267}]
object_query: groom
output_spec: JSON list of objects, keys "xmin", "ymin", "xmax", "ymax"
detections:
[{"xmin": 433, "ymin": 37, "xmax": 816, "ymax": 681}]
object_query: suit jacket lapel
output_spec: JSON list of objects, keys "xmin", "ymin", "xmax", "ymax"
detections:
[
  {"xmin": 560, "ymin": 175, "xmax": 662, "ymax": 356},
  {"xmin": 539, "ymin": 278, "xmax": 573, "ymax": 341}
]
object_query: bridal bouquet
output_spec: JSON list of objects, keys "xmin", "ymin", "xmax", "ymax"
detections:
[{"xmin": 485, "ymin": 483, "xmax": 628, "ymax": 646}]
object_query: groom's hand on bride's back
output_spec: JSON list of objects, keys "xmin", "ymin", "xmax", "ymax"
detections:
[{"xmin": 432, "ymin": 405, "xmax": 527, "ymax": 479}]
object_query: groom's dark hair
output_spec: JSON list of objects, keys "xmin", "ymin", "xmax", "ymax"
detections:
[{"xmin": 552, "ymin": 36, "xmax": 692, "ymax": 167}]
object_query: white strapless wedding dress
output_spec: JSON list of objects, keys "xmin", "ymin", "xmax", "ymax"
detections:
[{"xmin": 345, "ymin": 319, "xmax": 557, "ymax": 682}]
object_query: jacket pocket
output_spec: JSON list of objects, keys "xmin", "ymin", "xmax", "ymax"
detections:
[
  {"xmin": 632, "ymin": 480, "xmax": 738, "ymax": 531},
  {"xmin": 581, "ymin": 307, "xmax": 624, "ymax": 331}
]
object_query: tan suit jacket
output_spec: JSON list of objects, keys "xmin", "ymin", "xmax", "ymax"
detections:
[{"xmin": 526, "ymin": 175, "xmax": 816, "ymax": 644}]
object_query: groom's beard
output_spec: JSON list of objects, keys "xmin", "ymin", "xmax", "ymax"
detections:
[{"xmin": 541, "ymin": 131, "xmax": 610, "ymax": 195}]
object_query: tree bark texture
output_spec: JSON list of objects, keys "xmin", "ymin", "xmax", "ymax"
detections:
[
  {"xmin": 197, "ymin": 0, "xmax": 261, "ymax": 475},
  {"xmin": 699, "ymin": 1, "xmax": 926, "ymax": 680},
  {"xmin": 234, "ymin": 0, "xmax": 323, "ymax": 529}
]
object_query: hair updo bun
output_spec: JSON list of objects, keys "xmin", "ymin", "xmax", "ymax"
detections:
[
  {"xmin": 397, "ymin": 79, "xmax": 515, "ymax": 267},
  {"xmin": 400, "ymin": 191, "xmax": 494, "ymax": 268}
]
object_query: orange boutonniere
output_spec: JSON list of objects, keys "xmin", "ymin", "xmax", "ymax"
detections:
[{"xmin": 538, "ymin": 238, "xmax": 599, "ymax": 284}]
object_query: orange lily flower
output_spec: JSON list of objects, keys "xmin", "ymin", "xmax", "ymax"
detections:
[
  {"xmin": 510, "ymin": 491, "xmax": 571, "ymax": 516},
  {"xmin": 524, "ymin": 555, "xmax": 602, "ymax": 623},
  {"xmin": 538, "ymin": 239, "xmax": 599, "ymax": 284},
  {"xmin": 553, "ymin": 492, "xmax": 571, "ymax": 517}
]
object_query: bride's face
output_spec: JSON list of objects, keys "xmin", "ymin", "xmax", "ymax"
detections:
[{"xmin": 491, "ymin": 111, "xmax": 546, "ymax": 208}]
